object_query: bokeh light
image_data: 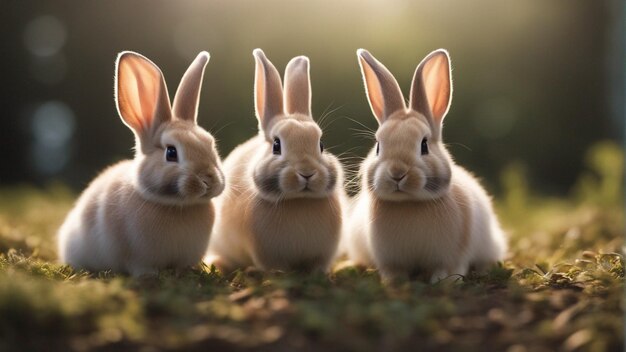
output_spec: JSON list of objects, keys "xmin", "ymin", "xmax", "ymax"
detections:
[
  {"xmin": 23, "ymin": 15, "xmax": 66, "ymax": 58},
  {"xmin": 31, "ymin": 101, "xmax": 76, "ymax": 175}
]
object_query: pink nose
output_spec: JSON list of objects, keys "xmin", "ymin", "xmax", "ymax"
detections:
[
  {"xmin": 391, "ymin": 173, "xmax": 407, "ymax": 182},
  {"xmin": 298, "ymin": 172, "xmax": 316, "ymax": 180},
  {"xmin": 388, "ymin": 163, "xmax": 409, "ymax": 182}
]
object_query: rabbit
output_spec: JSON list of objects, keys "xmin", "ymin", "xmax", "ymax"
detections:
[
  {"xmin": 205, "ymin": 49, "xmax": 345, "ymax": 273},
  {"xmin": 346, "ymin": 49, "xmax": 507, "ymax": 283},
  {"xmin": 57, "ymin": 51, "xmax": 225, "ymax": 277}
]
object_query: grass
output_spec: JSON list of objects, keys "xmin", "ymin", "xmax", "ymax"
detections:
[{"xmin": 0, "ymin": 141, "xmax": 623, "ymax": 352}]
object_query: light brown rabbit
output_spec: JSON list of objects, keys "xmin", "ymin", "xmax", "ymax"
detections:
[
  {"xmin": 57, "ymin": 51, "xmax": 225, "ymax": 276},
  {"xmin": 346, "ymin": 49, "xmax": 507, "ymax": 282},
  {"xmin": 206, "ymin": 49, "xmax": 344, "ymax": 273}
]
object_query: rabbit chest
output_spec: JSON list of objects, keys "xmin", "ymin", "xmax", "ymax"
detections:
[
  {"xmin": 103, "ymin": 189, "xmax": 215, "ymax": 269},
  {"xmin": 129, "ymin": 199, "xmax": 213, "ymax": 266},
  {"xmin": 368, "ymin": 191, "xmax": 471, "ymax": 272},
  {"xmin": 248, "ymin": 195, "xmax": 342, "ymax": 270}
]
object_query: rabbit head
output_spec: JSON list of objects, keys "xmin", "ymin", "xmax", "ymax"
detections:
[
  {"xmin": 357, "ymin": 49, "xmax": 454, "ymax": 202},
  {"xmin": 115, "ymin": 51, "xmax": 225, "ymax": 206},
  {"xmin": 251, "ymin": 49, "xmax": 340, "ymax": 202}
]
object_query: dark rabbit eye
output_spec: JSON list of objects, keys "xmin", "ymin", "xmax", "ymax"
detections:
[
  {"xmin": 421, "ymin": 138, "xmax": 429, "ymax": 155},
  {"xmin": 376, "ymin": 141, "xmax": 380, "ymax": 156},
  {"xmin": 320, "ymin": 141, "xmax": 324, "ymax": 153},
  {"xmin": 166, "ymin": 146, "xmax": 178, "ymax": 162},
  {"xmin": 273, "ymin": 138, "xmax": 281, "ymax": 155}
]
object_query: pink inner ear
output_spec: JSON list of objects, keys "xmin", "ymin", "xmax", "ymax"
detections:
[
  {"xmin": 360, "ymin": 56, "xmax": 386, "ymax": 123},
  {"xmin": 284, "ymin": 56, "xmax": 311, "ymax": 116},
  {"xmin": 255, "ymin": 59, "xmax": 266, "ymax": 122},
  {"xmin": 422, "ymin": 54, "xmax": 451, "ymax": 122},
  {"xmin": 118, "ymin": 55, "xmax": 162, "ymax": 133},
  {"xmin": 253, "ymin": 50, "xmax": 284, "ymax": 131},
  {"xmin": 136, "ymin": 68, "xmax": 155, "ymax": 129}
]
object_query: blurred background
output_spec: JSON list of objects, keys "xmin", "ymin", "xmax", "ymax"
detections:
[{"xmin": 0, "ymin": 0, "xmax": 623, "ymax": 196}]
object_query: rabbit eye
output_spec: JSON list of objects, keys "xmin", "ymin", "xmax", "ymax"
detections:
[
  {"xmin": 376, "ymin": 142, "xmax": 380, "ymax": 156},
  {"xmin": 421, "ymin": 138, "xmax": 429, "ymax": 155},
  {"xmin": 273, "ymin": 138, "xmax": 281, "ymax": 155},
  {"xmin": 166, "ymin": 146, "xmax": 178, "ymax": 162},
  {"xmin": 320, "ymin": 141, "xmax": 324, "ymax": 153}
]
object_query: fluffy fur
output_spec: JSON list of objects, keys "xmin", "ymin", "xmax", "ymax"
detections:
[
  {"xmin": 57, "ymin": 51, "xmax": 225, "ymax": 276},
  {"xmin": 206, "ymin": 49, "xmax": 344, "ymax": 273},
  {"xmin": 346, "ymin": 49, "xmax": 507, "ymax": 282}
]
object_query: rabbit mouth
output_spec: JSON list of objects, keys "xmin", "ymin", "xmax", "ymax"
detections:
[
  {"xmin": 290, "ymin": 183, "xmax": 329, "ymax": 198},
  {"xmin": 138, "ymin": 177, "xmax": 219, "ymax": 206},
  {"xmin": 158, "ymin": 180, "xmax": 216, "ymax": 202},
  {"xmin": 297, "ymin": 185, "xmax": 321, "ymax": 195},
  {"xmin": 193, "ymin": 180, "xmax": 224, "ymax": 200},
  {"xmin": 373, "ymin": 188, "xmax": 413, "ymax": 202},
  {"xmin": 199, "ymin": 183, "xmax": 214, "ymax": 198},
  {"xmin": 373, "ymin": 178, "xmax": 445, "ymax": 201},
  {"xmin": 391, "ymin": 186, "xmax": 411, "ymax": 196}
]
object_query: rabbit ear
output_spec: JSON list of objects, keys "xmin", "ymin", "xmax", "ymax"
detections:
[
  {"xmin": 357, "ymin": 49, "xmax": 406, "ymax": 124},
  {"xmin": 115, "ymin": 51, "xmax": 172, "ymax": 139},
  {"xmin": 253, "ymin": 49, "xmax": 284, "ymax": 133},
  {"xmin": 172, "ymin": 51, "xmax": 210, "ymax": 123},
  {"xmin": 283, "ymin": 56, "xmax": 312, "ymax": 116},
  {"xmin": 409, "ymin": 49, "xmax": 452, "ymax": 128}
]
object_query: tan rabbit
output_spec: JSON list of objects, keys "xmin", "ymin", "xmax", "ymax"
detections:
[
  {"xmin": 347, "ymin": 49, "xmax": 507, "ymax": 282},
  {"xmin": 57, "ymin": 51, "xmax": 225, "ymax": 276},
  {"xmin": 206, "ymin": 49, "xmax": 344, "ymax": 273}
]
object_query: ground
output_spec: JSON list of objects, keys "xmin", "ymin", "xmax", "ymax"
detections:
[{"xmin": 0, "ymin": 142, "xmax": 623, "ymax": 352}]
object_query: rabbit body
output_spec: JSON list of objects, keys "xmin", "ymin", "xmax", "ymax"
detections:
[
  {"xmin": 58, "ymin": 51, "xmax": 224, "ymax": 276},
  {"xmin": 347, "ymin": 49, "xmax": 507, "ymax": 282},
  {"xmin": 210, "ymin": 134, "xmax": 342, "ymax": 271},
  {"xmin": 207, "ymin": 50, "xmax": 343, "ymax": 273},
  {"xmin": 59, "ymin": 160, "xmax": 215, "ymax": 276},
  {"xmin": 348, "ymin": 163, "xmax": 506, "ymax": 281}
]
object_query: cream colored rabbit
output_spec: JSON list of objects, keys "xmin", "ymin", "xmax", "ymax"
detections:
[
  {"xmin": 206, "ymin": 49, "xmax": 344, "ymax": 273},
  {"xmin": 57, "ymin": 51, "xmax": 225, "ymax": 276},
  {"xmin": 347, "ymin": 49, "xmax": 507, "ymax": 282}
]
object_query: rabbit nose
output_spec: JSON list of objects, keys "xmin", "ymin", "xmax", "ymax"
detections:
[
  {"xmin": 388, "ymin": 165, "xmax": 409, "ymax": 182},
  {"xmin": 391, "ymin": 173, "xmax": 407, "ymax": 182},
  {"xmin": 202, "ymin": 173, "xmax": 213, "ymax": 186},
  {"xmin": 298, "ymin": 171, "xmax": 316, "ymax": 180}
]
